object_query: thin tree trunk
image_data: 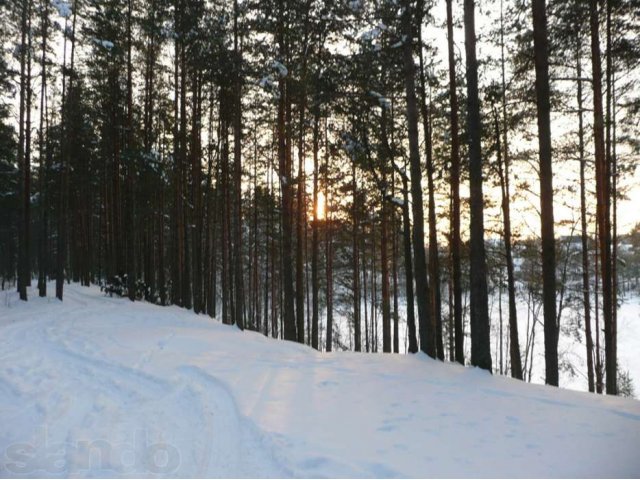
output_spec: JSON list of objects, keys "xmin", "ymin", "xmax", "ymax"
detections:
[
  {"xmin": 391, "ymin": 191, "xmax": 399, "ymax": 354},
  {"xmin": 589, "ymin": 0, "xmax": 616, "ymax": 395},
  {"xmin": 606, "ymin": 0, "xmax": 618, "ymax": 395},
  {"xmin": 381, "ymin": 192, "xmax": 391, "ymax": 353},
  {"xmin": 37, "ymin": 0, "xmax": 48, "ymax": 298},
  {"xmin": 221, "ymin": 95, "xmax": 231, "ymax": 324},
  {"xmin": 233, "ymin": 0, "xmax": 244, "ymax": 328},
  {"xmin": 446, "ymin": 0, "xmax": 464, "ymax": 365},
  {"xmin": 497, "ymin": 0, "xmax": 523, "ymax": 380},
  {"xmin": 577, "ymin": 42, "xmax": 595, "ymax": 393},
  {"xmin": 363, "ymin": 224, "xmax": 370, "ymax": 353},
  {"xmin": 401, "ymin": 168, "xmax": 418, "ymax": 353},
  {"xmin": 17, "ymin": 0, "xmax": 29, "ymax": 300},
  {"xmin": 295, "ymin": 104, "xmax": 306, "ymax": 343},
  {"xmin": 325, "ymin": 135, "xmax": 333, "ymax": 352},
  {"xmin": 126, "ymin": 0, "xmax": 136, "ymax": 301},
  {"xmin": 595, "ymin": 220, "xmax": 603, "ymax": 393},
  {"xmin": 353, "ymin": 161, "xmax": 361, "ymax": 351},
  {"xmin": 56, "ymin": 1, "xmax": 76, "ymax": 301},
  {"xmin": 417, "ymin": 28, "xmax": 443, "ymax": 360},
  {"xmin": 402, "ymin": 0, "xmax": 433, "ymax": 357}
]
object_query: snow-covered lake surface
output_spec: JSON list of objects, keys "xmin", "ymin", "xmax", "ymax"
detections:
[{"xmin": 1, "ymin": 283, "xmax": 639, "ymax": 478}]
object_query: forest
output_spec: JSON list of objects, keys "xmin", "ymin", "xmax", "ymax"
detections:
[{"xmin": 0, "ymin": 0, "xmax": 639, "ymax": 397}]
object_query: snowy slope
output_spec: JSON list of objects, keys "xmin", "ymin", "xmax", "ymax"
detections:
[{"xmin": 1, "ymin": 284, "xmax": 639, "ymax": 478}]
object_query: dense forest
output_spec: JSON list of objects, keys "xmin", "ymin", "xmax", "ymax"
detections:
[{"xmin": 0, "ymin": 0, "xmax": 638, "ymax": 395}]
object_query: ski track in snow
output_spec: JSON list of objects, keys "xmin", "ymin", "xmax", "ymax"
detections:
[{"xmin": 0, "ymin": 283, "xmax": 639, "ymax": 478}]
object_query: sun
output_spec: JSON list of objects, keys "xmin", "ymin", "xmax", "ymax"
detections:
[{"xmin": 316, "ymin": 192, "xmax": 326, "ymax": 220}]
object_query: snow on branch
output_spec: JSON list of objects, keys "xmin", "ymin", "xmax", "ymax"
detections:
[
  {"xmin": 52, "ymin": 0, "xmax": 72, "ymax": 18},
  {"xmin": 272, "ymin": 61, "xmax": 288, "ymax": 78},
  {"xmin": 369, "ymin": 91, "xmax": 391, "ymax": 110}
]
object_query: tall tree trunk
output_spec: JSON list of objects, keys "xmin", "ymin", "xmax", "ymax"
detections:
[
  {"xmin": 352, "ymin": 161, "xmax": 361, "ymax": 351},
  {"xmin": 446, "ymin": 0, "xmax": 464, "ymax": 364},
  {"xmin": 233, "ymin": 0, "xmax": 244, "ymax": 328},
  {"xmin": 497, "ymin": 0, "xmax": 523, "ymax": 380},
  {"xmin": 577, "ymin": 42, "xmax": 595, "ymax": 393},
  {"xmin": 610, "ymin": 73, "xmax": 618, "ymax": 390},
  {"xmin": 362, "ymin": 224, "xmax": 370, "ymax": 353},
  {"xmin": 17, "ymin": 0, "xmax": 29, "ymax": 300},
  {"xmin": 126, "ymin": 0, "xmax": 136, "ymax": 301},
  {"xmin": 532, "ymin": 0, "xmax": 558, "ymax": 386},
  {"xmin": 24, "ymin": 1, "xmax": 33, "ymax": 290},
  {"xmin": 221, "ymin": 96, "xmax": 231, "ymax": 324},
  {"xmin": 56, "ymin": 2, "xmax": 76, "ymax": 301},
  {"xmin": 494, "ymin": 108, "xmax": 522, "ymax": 380},
  {"xmin": 311, "ymin": 109, "xmax": 320, "ymax": 350},
  {"xmin": 324, "ymin": 118, "xmax": 333, "ymax": 351},
  {"xmin": 171, "ymin": 5, "xmax": 182, "ymax": 306},
  {"xmin": 391, "ymin": 192, "xmax": 399, "ymax": 354},
  {"xmin": 402, "ymin": 0, "xmax": 433, "ymax": 357},
  {"xmin": 606, "ymin": 0, "xmax": 618, "ymax": 396},
  {"xmin": 400, "ymin": 168, "xmax": 418, "ymax": 353},
  {"xmin": 589, "ymin": 0, "xmax": 616, "ymax": 395},
  {"xmin": 278, "ymin": 1, "xmax": 296, "ymax": 341},
  {"xmin": 295, "ymin": 89, "xmax": 306, "ymax": 344},
  {"xmin": 464, "ymin": 0, "xmax": 491, "ymax": 371},
  {"xmin": 37, "ymin": 0, "xmax": 48, "ymax": 298},
  {"xmin": 381, "ymin": 192, "xmax": 391, "ymax": 353},
  {"xmin": 417, "ymin": 24, "xmax": 443, "ymax": 360},
  {"xmin": 191, "ymin": 75, "xmax": 204, "ymax": 314},
  {"xmin": 179, "ymin": 43, "xmax": 191, "ymax": 310}
]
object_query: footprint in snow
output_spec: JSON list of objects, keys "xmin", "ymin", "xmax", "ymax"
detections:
[
  {"xmin": 377, "ymin": 424, "xmax": 397, "ymax": 432},
  {"xmin": 317, "ymin": 380, "xmax": 338, "ymax": 387},
  {"xmin": 505, "ymin": 415, "xmax": 520, "ymax": 424}
]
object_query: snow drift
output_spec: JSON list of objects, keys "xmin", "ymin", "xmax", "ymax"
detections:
[{"xmin": 1, "ymin": 283, "xmax": 639, "ymax": 478}]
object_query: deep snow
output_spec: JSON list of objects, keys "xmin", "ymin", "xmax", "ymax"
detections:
[{"xmin": 1, "ymin": 283, "xmax": 639, "ymax": 478}]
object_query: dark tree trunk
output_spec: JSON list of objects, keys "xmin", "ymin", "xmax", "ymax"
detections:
[
  {"xmin": 391, "ymin": 193, "xmax": 399, "ymax": 354},
  {"xmin": 126, "ymin": 0, "xmax": 136, "ymax": 302},
  {"xmin": 576, "ymin": 43, "xmax": 595, "ymax": 393},
  {"xmin": 191, "ymin": 75, "xmax": 204, "ymax": 314},
  {"xmin": 311, "ymin": 109, "xmax": 320, "ymax": 350},
  {"xmin": 400, "ymin": 169, "xmax": 418, "ymax": 353},
  {"xmin": 278, "ymin": 1, "xmax": 296, "ymax": 341},
  {"xmin": 171, "ymin": 9, "xmax": 182, "ymax": 307},
  {"xmin": 324, "ymin": 119, "xmax": 333, "ymax": 351},
  {"xmin": 233, "ymin": 0, "xmax": 244, "ymax": 328},
  {"xmin": 179, "ymin": 43, "xmax": 191, "ymax": 310},
  {"xmin": 417, "ymin": 24, "xmax": 443, "ymax": 360},
  {"xmin": 17, "ymin": 0, "xmax": 29, "ymax": 300},
  {"xmin": 446, "ymin": 0, "xmax": 464, "ymax": 365},
  {"xmin": 37, "ymin": 0, "xmax": 48, "ymax": 298},
  {"xmin": 56, "ymin": 3, "xmax": 77, "ymax": 301},
  {"xmin": 24, "ymin": 0, "xmax": 33, "ymax": 291},
  {"xmin": 589, "ymin": 0, "xmax": 616, "ymax": 395},
  {"xmin": 532, "ymin": 0, "xmax": 558, "ymax": 386},
  {"xmin": 352, "ymin": 161, "xmax": 361, "ymax": 351},
  {"xmin": 295, "ymin": 85, "xmax": 306, "ymax": 344},
  {"xmin": 402, "ymin": 0, "xmax": 433, "ymax": 357},
  {"xmin": 464, "ymin": 0, "xmax": 491, "ymax": 371},
  {"xmin": 494, "ymin": 108, "xmax": 523, "ymax": 380},
  {"xmin": 381, "ymin": 195, "xmax": 391, "ymax": 353},
  {"xmin": 605, "ymin": 0, "xmax": 618, "ymax": 397},
  {"xmin": 497, "ymin": 1, "xmax": 523, "ymax": 380}
]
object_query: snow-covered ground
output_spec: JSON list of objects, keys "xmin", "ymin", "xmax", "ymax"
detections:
[{"xmin": 1, "ymin": 283, "xmax": 639, "ymax": 478}]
